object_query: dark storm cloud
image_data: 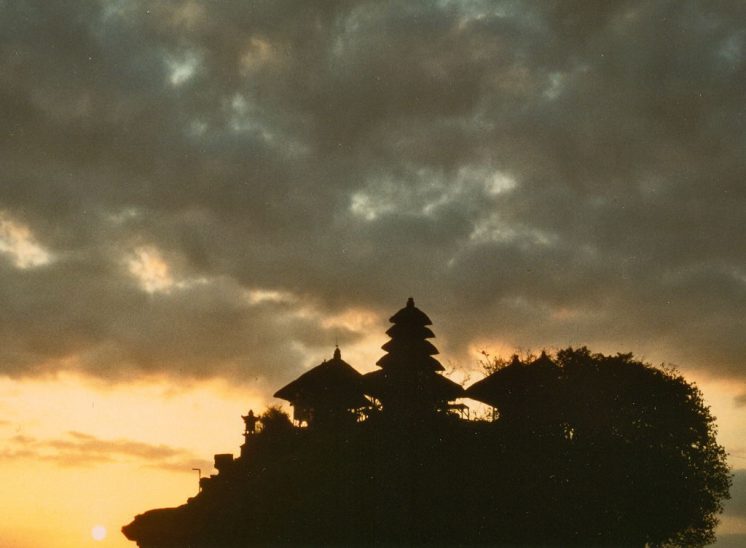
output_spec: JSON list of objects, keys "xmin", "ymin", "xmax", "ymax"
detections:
[
  {"xmin": 0, "ymin": 1, "xmax": 745, "ymax": 383},
  {"xmin": 0, "ymin": 252, "xmax": 359, "ymax": 381}
]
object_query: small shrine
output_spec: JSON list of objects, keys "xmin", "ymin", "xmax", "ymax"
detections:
[
  {"xmin": 273, "ymin": 346, "xmax": 368, "ymax": 426},
  {"xmin": 466, "ymin": 351, "xmax": 559, "ymax": 423}
]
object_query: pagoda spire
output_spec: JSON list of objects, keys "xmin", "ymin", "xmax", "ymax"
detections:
[{"xmin": 362, "ymin": 298, "xmax": 463, "ymax": 417}]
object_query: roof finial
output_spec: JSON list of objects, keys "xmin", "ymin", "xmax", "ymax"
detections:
[
  {"xmin": 407, "ymin": 297, "xmax": 414, "ymax": 308},
  {"xmin": 333, "ymin": 345, "xmax": 341, "ymax": 360}
]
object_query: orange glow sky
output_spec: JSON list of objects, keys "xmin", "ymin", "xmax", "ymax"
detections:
[
  {"xmin": 1, "ymin": 352, "xmax": 745, "ymax": 546},
  {"xmin": 2, "ymin": 1, "xmax": 746, "ymax": 545}
]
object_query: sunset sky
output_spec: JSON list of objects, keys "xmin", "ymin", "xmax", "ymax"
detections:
[{"xmin": 1, "ymin": 1, "xmax": 746, "ymax": 546}]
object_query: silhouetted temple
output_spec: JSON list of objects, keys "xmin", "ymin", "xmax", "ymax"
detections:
[
  {"xmin": 122, "ymin": 298, "xmax": 730, "ymax": 547},
  {"xmin": 273, "ymin": 346, "xmax": 368, "ymax": 426},
  {"xmin": 123, "ymin": 298, "xmax": 471, "ymax": 546},
  {"xmin": 274, "ymin": 298, "xmax": 463, "ymax": 424},
  {"xmin": 363, "ymin": 297, "xmax": 463, "ymax": 416},
  {"xmin": 466, "ymin": 351, "xmax": 560, "ymax": 423}
]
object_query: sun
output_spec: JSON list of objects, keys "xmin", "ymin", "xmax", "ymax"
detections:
[{"xmin": 91, "ymin": 525, "xmax": 107, "ymax": 541}]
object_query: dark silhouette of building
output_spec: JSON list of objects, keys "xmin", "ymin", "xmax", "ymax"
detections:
[
  {"xmin": 466, "ymin": 351, "xmax": 560, "ymax": 425},
  {"xmin": 121, "ymin": 301, "xmax": 731, "ymax": 548},
  {"xmin": 362, "ymin": 297, "xmax": 463, "ymax": 417},
  {"xmin": 274, "ymin": 346, "xmax": 368, "ymax": 427},
  {"xmin": 241, "ymin": 409, "xmax": 258, "ymax": 435}
]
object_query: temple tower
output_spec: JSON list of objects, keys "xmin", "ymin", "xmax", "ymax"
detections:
[{"xmin": 363, "ymin": 298, "xmax": 463, "ymax": 417}]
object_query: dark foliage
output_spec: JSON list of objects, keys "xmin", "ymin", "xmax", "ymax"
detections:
[
  {"xmin": 123, "ymin": 348, "xmax": 730, "ymax": 547},
  {"xmin": 258, "ymin": 405, "xmax": 294, "ymax": 435}
]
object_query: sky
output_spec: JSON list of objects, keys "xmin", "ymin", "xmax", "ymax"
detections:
[{"xmin": 1, "ymin": 0, "xmax": 745, "ymax": 545}]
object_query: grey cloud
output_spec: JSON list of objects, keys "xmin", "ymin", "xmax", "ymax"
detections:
[
  {"xmin": 714, "ymin": 534, "xmax": 746, "ymax": 548},
  {"xmin": 724, "ymin": 469, "xmax": 746, "ymax": 518},
  {"xmin": 0, "ymin": 430, "xmax": 211, "ymax": 471},
  {"xmin": 0, "ymin": 1, "xmax": 744, "ymax": 385},
  {"xmin": 0, "ymin": 253, "xmax": 361, "ymax": 383}
]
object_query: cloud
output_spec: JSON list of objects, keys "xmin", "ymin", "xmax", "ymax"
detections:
[
  {"xmin": 0, "ymin": 1, "xmax": 745, "ymax": 385},
  {"xmin": 724, "ymin": 469, "xmax": 746, "ymax": 518},
  {"xmin": 0, "ymin": 430, "xmax": 211, "ymax": 471},
  {"xmin": 715, "ymin": 535, "xmax": 746, "ymax": 548}
]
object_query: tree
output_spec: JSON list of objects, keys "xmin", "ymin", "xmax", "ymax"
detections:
[
  {"xmin": 471, "ymin": 347, "xmax": 731, "ymax": 546},
  {"xmin": 556, "ymin": 347, "xmax": 731, "ymax": 547},
  {"xmin": 258, "ymin": 405, "xmax": 293, "ymax": 434}
]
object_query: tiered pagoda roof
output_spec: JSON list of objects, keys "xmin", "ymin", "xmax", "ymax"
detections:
[{"xmin": 363, "ymin": 297, "xmax": 463, "ymax": 413}]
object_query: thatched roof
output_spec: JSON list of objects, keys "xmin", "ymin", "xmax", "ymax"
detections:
[
  {"xmin": 274, "ymin": 348, "xmax": 369, "ymax": 409},
  {"xmin": 363, "ymin": 369, "xmax": 464, "ymax": 402},
  {"xmin": 465, "ymin": 352, "xmax": 559, "ymax": 410},
  {"xmin": 376, "ymin": 352, "xmax": 444, "ymax": 372},
  {"xmin": 465, "ymin": 355, "xmax": 524, "ymax": 408},
  {"xmin": 381, "ymin": 337, "xmax": 439, "ymax": 356},
  {"xmin": 389, "ymin": 297, "xmax": 432, "ymax": 325},
  {"xmin": 385, "ymin": 323, "xmax": 435, "ymax": 339},
  {"xmin": 375, "ymin": 298, "xmax": 444, "ymax": 372}
]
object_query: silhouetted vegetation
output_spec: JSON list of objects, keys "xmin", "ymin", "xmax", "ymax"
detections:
[
  {"xmin": 123, "ymin": 300, "xmax": 730, "ymax": 547},
  {"xmin": 258, "ymin": 405, "xmax": 294, "ymax": 435},
  {"xmin": 469, "ymin": 347, "xmax": 731, "ymax": 547},
  {"xmin": 123, "ymin": 348, "xmax": 729, "ymax": 547}
]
